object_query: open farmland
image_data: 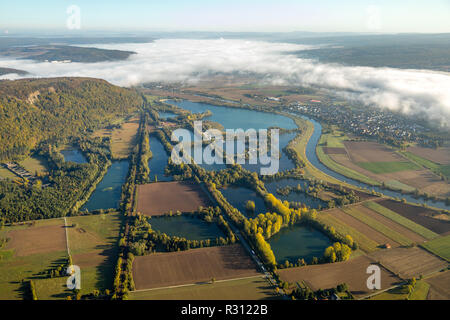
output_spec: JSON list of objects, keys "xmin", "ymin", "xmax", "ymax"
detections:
[
  {"xmin": 132, "ymin": 244, "xmax": 260, "ymax": 290},
  {"xmin": 93, "ymin": 117, "xmax": 139, "ymax": 159},
  {"xmin": 319, "ymin": 140, "xmax": 449, "ymax": 197},
  {"xmin": 32, "ymin": 212, "xmax": 122, "ymax": 299},
  {"xmin": 350, "ymin": 204, "xmax": 427, "ymax": 243},
  {"xmin": 129, "ymin": 276, "xmax": 278, "ymax": 300},
  {"xmin": 278, "ymin": 255, "xmax": 401, "ymax": 298},
  {"xmin": 3, "ymin": 220, "xmax": 66, "ymax": 257},
  {"xmin": 406, "ymin": 146, "xmax": 450, "ymax": 165},
  {"xmin": 0, "ymin": 219, "xmax": 68, "ymax": 299},
  {"xmin": 368, "ymin": 247, "xmax": 448, "ymax": 279},
  {"xmin": 377, "ymin": 199, "xmax": 450, "ymax": 235},
  {"xmin": 363, "ymin": 201, "xmax": 438, "ymax": 240},
  {"xmin": 136, "ymin": 181, "xmax": 212, "ymax": 216},
  {"xmin": 420, "ymin": 235, "xmax": 450, "ymax": 262},
  {"xmin": 342, "ymin": 206, "xmax": 414, "ymax": 246},
  {"xmin": 65, "ymin": 212, "xmax": 122, "ymax": 294},
  {"xmin": 324, "ymin": 208, "xmax": 397, "ymax": 248},
  {"xmin": 425, "ymin": 271, "xmax": 450, "ymax": 300},
  {"xmin": 316, "ymin": 210, "xmax": 379, "ymax": 253}
]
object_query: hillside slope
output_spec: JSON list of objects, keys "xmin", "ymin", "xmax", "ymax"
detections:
[{"xmin": 0, "ymin": 77, "xmax": 143, "ymax": 160}]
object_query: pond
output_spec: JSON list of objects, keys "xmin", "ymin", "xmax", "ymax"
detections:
[
  {"xmin": 148, "ymin": 135, "xmax": 172, "ymax": 182},
  {"xmin": 149, "ymin": 215, "xmax": 224, "ymax": 240},
  {"xmin": 264, "ymin": 179, "xmax": 326, "ymax": 209},
  {"xmin": 61, "ymin": 148, "xmax": 88, "ymax": 164},
  {"xmin": 81, "ymin": 160, "xmax": 129, "ymax": 211},
  {"xmin": 220, "ymin": 186, "xmax": 267, "ymax": 218},
  {"xmin": 268, "ymin": 225, "xmax": 331, "ymax": 264}
]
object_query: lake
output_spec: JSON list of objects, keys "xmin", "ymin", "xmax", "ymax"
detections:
[
  {"xmin": 148, "ymin": 135, "xmax": 172, "ymax": 182},
  {"xmin": 81, "ymin": 160, "xmax": 129, "ymax": 211},
  {"xmin": 268, "ymin": 225, "xmax": 331, "ymax": 264}
]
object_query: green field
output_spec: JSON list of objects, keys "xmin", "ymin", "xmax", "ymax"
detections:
[
  {"xmin": 66, "ymin": 212, "xmax": 122, "ymax": 294},
  {"xmin": 0, "ymin": 167, "xmax": 17, "ymax": 180},
  {"xmin": 420, "ymin": 235, "xmax": 450, "ymax": 262},
  {"xmin": 409, "ymin": 280, "xmax": 430, "ymax": 300},
  {"xmin": 401, "ymin": 151, "xmax": 450, "ymax": 178},
  {"xmin": 316, "ymin": 211, "xmax": 379, "ymax": 253},
  {"xmin": 32, "ymin": 212, "xmax": 122, "ymax": 299},
  {"xmin": 384, "ymin": 180, "xmax": 415, "ymax": 192},
  {"xmin": 342, "ymin": 207, "xmax": 413, "ymax": 246},
  {"xmin": 18, "ymin": 156, "xmax": 48, "ymax": 175},
  {"xmin": 369, "ymin": 280, "xmax": 429, "ymax": 300},
  {"xmin": 363, "ymin": 201, "xmax": 438, "ymax": 240},
  {"xmin": 369, "ymin": 286, "xmax": 409, "ymax": 300},
  {"xmin": 0, "ymin": 219, "xmax": 68, "ymax": 300},
  {"xmin": 317, "ymin": 146, "xmax": 380, "ymax": 185},
  {"xmin": 319, "ymin": 132, "xmax": 347, "ymax": 148},
  {"xmin": 129, "ymin": 276, "xmax": 279, "ymax": 300},
  {"xmin": 357, "ymin": 161, "xmax": 421, "ymax": 174}
]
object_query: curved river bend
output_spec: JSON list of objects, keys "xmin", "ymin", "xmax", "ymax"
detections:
[
  {"xmin": 168, "ymin": 99, "xmax": 449, "ymax": 210},
  {"xmin": 297, "ymin": 114, "xmax": 450, "ymax": 210}
]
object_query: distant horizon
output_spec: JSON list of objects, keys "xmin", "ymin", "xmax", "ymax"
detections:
[
  {"xmin": 1, "ymin": 1, "xmax": 449, "ymax": 34},
  {"xmin": 1, "ymin": 30, "xmax": 450, "ymax": 37}
]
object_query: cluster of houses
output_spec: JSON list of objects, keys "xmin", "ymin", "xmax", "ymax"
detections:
[{"xmin": 288, "ymin": 102, "xmax": 431, "ymax": 144}]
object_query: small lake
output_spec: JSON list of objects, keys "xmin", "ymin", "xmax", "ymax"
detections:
[
  {"xmin": 81, "ymin": 160, "xmax": 129, "ymax": 211},
  {"xmin": 220, "ymin": 186, "xmax": 267, "ymax": 217},
  {"xmin": 148, "ymin": 135, "xmax": 172, "ymax": 182},
  {"xmin": 268, "ymin": 225, "xmax": 331, "ymax": 264},
  {"xmin": 149, "ymin": 215, "xmax": 224, "ymax": 240},
  {"xmin": 61, "ymin": 149, "xmax": 88, "ymax": 164},
  {"xmin": 264, "ymin": 179, "xmax": 326, "ymax": 209}
]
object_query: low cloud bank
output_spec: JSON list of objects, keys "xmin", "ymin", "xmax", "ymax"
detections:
[{"xmin": 1, "ymin": 38, "xmax": 449, "ymax": 128}]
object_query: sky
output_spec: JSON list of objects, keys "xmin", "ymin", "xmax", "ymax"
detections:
[{"xmin": 0, "ymin": 0, "xmax": 449, "ymax": 33}]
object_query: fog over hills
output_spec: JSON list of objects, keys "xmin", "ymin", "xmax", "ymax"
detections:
[{"xmin": 1, "ymin": 37, "xmax": 449, "ymax": 128}]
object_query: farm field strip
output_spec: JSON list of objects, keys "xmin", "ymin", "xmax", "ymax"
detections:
[
  {"xmin": 377, "ymin": 199, "xmax": 450, "ymax": 235},
  {"xmin": 424, "ymin": 270, "xmax": 450, "ymax": 300},
  {"xmin": 342, "ymin": 207, "xmax": 413, "ymax": 246},
  {"xmin": 364, "ymin": 201, "xmax": 438, "ymax": 240},
  {"xmin": 420, "ymin": 235, "xmax": 450, "ymax": 262},
  {"xmin": 132, "ymin": 244, "xmax": 260, "ymax": 290},
  {"xmin": 368, "ymin": 247, "xmax": 448, "ymax": 279},
  {"xmin": 401, "ymin": 151, "xmax": 450, "ymax": 178},
  {"xmin": 278, "ymin": 255, "xmax": 402, "ymax": 298},
  {"xmin": 316, "ymin": 146, "xmax": 380, "ymax": 185},
  {"xmin": 129, "ymin": 275, "xmax": 278, "ymax": 300},
  {"xmin": 316, "ymin": 211, "xmax": 379, "ymax": 253},
  {"xmin": 356, "ymin": 161, "xmax": 421, "ymax": 174},
  {"xmin": 347, "ymin": 205, "xmax": 428, "ymax": 244},
  {"xmin": 136, "ymin": 181, "xmax": 212, "ymax": 216}
]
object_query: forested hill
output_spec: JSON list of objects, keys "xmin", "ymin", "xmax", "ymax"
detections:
[{"xmin": 0, "ymin": 77, "xmax": 143, "ymax": 160}]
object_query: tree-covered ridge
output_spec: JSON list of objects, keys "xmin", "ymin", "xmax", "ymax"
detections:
[
  {"xmin": 0, "ymin": 77, "xmax": 143, "ymax": 160},
  {"xmin": 2, "ymin": 45, "xmax": 136, "ymax": 63},
  {"xmin": 0, "ymin": 67, "xmax": 28, "ymax": 76}
]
